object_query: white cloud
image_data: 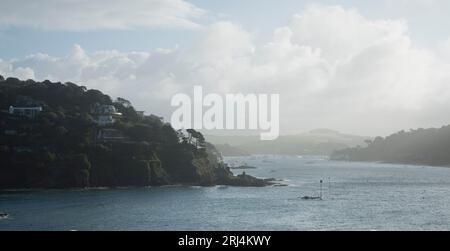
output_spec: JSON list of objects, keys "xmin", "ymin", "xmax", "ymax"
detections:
[
  {"xmin": 2, "ymin": 5, "xmax": 450, "ymax": 136},
  {"xmin": 0, "ymin": 0, "xmax": 205, "ymax": 30},
  {"xmin": 288, "ymin": 5, "xmax": 408, "ymax": 62}
]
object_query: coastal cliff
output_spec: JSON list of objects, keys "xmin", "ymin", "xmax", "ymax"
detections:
[{"xmin": 0, "ymin": 76, "xmax": 272, "ymax": 189}]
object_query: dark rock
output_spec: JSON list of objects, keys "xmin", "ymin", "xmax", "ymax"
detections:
[
  {"xmin": 218, "ymin": 172, "xmax": 275, "ymax": 187},
  {"xmin": 230, "ymin": 165, "xmax": 257, "ymax": 170}
]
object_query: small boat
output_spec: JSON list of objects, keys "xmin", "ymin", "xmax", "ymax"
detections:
[
  {"xmin": 301, "ymin": 196, "xmax": 322, "ymax": 200},
  {"xmin": 301, "ymin": 180, "xmax": 324, "ymax": 200},
  {"xmin": 0, "ymin": 212, "xmax": 9, "ymax": 219},
  {"xmin": 273, "ymin": 184, "xmax": 288, "ymax": 187}
]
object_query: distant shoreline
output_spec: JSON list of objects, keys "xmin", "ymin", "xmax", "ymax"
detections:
[
  {"xmin": 226, "ymin": 154, "xmax": 450, "ymax": 169},
  {"xmin": 332, "ymin": 159, "xmax": 450, "ymax": 169}
]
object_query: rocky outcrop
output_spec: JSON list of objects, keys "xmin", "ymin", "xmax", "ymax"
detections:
[{"xmin": 217, "ymin": 170, "xmax": 275, "ymax": 187}]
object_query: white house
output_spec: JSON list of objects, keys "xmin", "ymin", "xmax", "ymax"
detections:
[
  {"xmin": 92, "ymin": 104, "xmax": 122, "ymax": 126},
  {"xmin": 136, "ymin": 111, "xmax": 145, "ymax": 119},
  {"xmin": 96, "ymin": 115, "xmax": 115, "ymax": 126},
  {"xmin": 9, "ymin": 106, "xmax": 43, "ymax": 119}
]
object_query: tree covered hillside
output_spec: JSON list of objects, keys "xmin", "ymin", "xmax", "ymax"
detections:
[
  {"xmin": 331, "ymin": 126, "xmax": 450, "ymax": 166},
  {"xmin": 0, "ymin": 76, "xmax": 271, "ymax": 188}
]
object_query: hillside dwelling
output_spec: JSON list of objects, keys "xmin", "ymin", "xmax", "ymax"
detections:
[
  {"xmin": 13, "ymin": 146, "xmax": 33, "ymax": 153},
  {"xmin": 9, "ymin": 106, "xmax": 43, "ymax": 119},
  {"xmin": 136, "ymin": 111, "xmax": 145, "ymax": 119},
  {"xmin": 4, "ymin": 129, "xmax": 17, "ymax": 136},
  {"xmin": 92, "ymin": 104, "xmax": 122, "ymax": 126},
  {"xmin": 96, "ymin": 115, "xmax": 115, "ymax": 126},
  {"xmin": 96, "ymin": 128, "xmax": 127, "ymax": 142},
  {"xmin": 92, "ymin": 104, "xmax": 122, "ymax": 116}
]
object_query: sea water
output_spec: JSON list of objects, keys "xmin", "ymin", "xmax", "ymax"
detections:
[{"xmin": 1, "ymin": 155, "xmax": 450, "ymax": 230}]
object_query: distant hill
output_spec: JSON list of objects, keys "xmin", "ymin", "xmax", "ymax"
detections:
[
  {"xmin": 331, "ymin": 126, "xmax": 450, "ymax": 166},
  {"xmin": 206, "ymin": 129, "xmax": 369, "ymax": 156}
]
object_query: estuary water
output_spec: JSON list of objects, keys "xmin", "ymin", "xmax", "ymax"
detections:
[{"xmin": 2, "ymin": 155, "xmax": 450, "ymax": 230}]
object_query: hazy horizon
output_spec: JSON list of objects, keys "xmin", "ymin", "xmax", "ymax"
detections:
[{"xmin": 2, "ymin": 0, "xmax": 450, "ymax": 137}]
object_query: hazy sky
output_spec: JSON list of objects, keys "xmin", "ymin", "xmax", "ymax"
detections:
[{"xmin": 1, "ymin": 0, "xmax": 450, "ymax": 136}]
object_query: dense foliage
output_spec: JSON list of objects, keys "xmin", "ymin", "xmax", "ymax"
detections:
[
  {"xmin": 331, "ymin": 126, "xmax": 450, "ymax": 166},
  {"xmin": 0, "ymin": 76, "xmax": 265, "ymax": 188}
]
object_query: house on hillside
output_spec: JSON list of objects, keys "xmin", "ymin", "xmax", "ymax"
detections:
[
  {"xmin": 92, "ymin": 103, "xmax": 122, "ymax": 126},
  {"xmin": 96, "ymin": 115, "xmax": 115, "ymax": 126},
  {"xmin": 9, "ymin": 106, "xmax": 43, "ymax": 119},
  {"xmin": 3, "ymin": 129, "xmax": 18, "ymax": 136},
  {"xmin": 96, "ymin": 128, "xmax": 127, "ymax": 142},
  {"xmin": 136, "ymin": 111, "xmax": 145, "ymax": 119}
]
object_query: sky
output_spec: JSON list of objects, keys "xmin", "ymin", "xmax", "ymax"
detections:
[{"xmin": 1, "ymin": 0, "xmax": 450, "ymax": 136}]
